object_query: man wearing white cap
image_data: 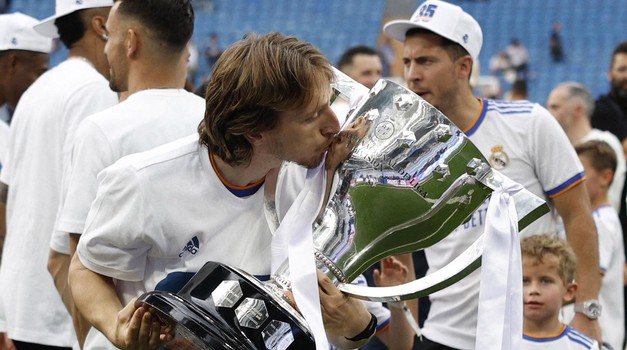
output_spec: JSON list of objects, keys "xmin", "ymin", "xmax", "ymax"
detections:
[
  {"xmin": 0, "ymin": 0, "xmax": 116, "ymax": 349},
  {"xmin": 0, "ymin": 12, "xmax": 51, "ymax": 123},
  {"xmin": 0, "ymin": 11, "xmax": 51, "ymax": 350},
  {"xmin": 47, "ymin": 0, "xmax": 204, "ymax": 347},
  {"xmin": 0, "ymin": 12, "xmax": 52, "ymax": 169},
  {"xmin": 383, "ymin": 0, "xmax": 601, "ymax": 348}
]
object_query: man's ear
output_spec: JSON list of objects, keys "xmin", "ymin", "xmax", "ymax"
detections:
[
  {"xmin": 601, "ymin": 168, "xmax": 615, "ymax": 188},
  {"xmin": 91, "ymin": 14, "xmax": 108, "ymax": 39},
  {"xmin": 457, "ymin": 55, "xmax": 473, "ymax": 80},
  {"xmin": 573, "ymin": 102, "xmax": 586, "ymax": 120},
  {"xmin": 4, "ymin": 52, "xmax": 19, "ymax": 75},
  {"xmin": 127, "ymin": 29, "xmax": 138, "ymax": 58},
  {"xmin": 563, "ymin": 281, "xmax": 578, "ymax": 304},
  {"xmin": 245, "ymin": 132, "xmax": 264, "ymax": 146}
]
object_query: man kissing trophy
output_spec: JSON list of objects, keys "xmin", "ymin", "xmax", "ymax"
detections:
[{"xmin": 138, "ymin": 68, "xmax": 548, "ymax": 349}]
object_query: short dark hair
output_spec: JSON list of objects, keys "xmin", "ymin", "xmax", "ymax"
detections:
[
  {"xmin": 405, "ymin": 27, "xmax": 469, "ymax": 62},
  {"xmin": 511, "ymin": 79, "xmax": 528, "ymax": 98},
  {"xmin": 560, "ymin": 81, "xmax": 594, "ymax": 117},
  {"xmin": 55, "ymin": 11, "xmax": 86, "ymax": 49},
  {"xmin": 575, "ymin": 140, "xmax": 617, "ymax": 185},
  {"xmin": 611, "ymin": 41, "xmax": 627, "ymax": 68},
  {"xmin": 115, "ymin": 0, "xmax": 194, "ymax": 53},
  {"xmin": 198, "ymin": 32, "xmax": 333, "ymax": 166},
  {"xmin": 337, "ymin": 45, "xmax": 380, "ymax": 70}
]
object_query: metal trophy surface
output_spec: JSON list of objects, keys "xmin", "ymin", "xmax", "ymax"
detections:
[{"xmin": 138, "ymin": 70, "xmax": 549, "ymax": 349}]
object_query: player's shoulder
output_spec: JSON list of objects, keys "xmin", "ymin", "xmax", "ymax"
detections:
[
  {"xmin": 112, "ymin": 134, "xmax": 199, "ymax": 173},
  {"xmin": 485, "ymin": 99, "xmax": 538, "ymax": 117}
]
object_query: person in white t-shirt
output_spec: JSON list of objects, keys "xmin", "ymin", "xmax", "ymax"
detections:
[
  {"xmin": 69, "ymin": 32, "xmax": 378, "ymax": 350},
  {"xmin": 46, "ymin": 0, "xmax": 204, "ymax": 347},
  {"xmin": 0, "ymin": 1, "xmax": 117, "ymax": 349},
  {"xmin": 383, "ymin": 0, "xmax": 601, "ymax": 347},
  {"xmin": 521, "ymin": 234, "xmax": 599, "ymax": 350},
  {"xmin": 564, "ymin": 140, "xmax": 624, "ymax": 350},
  {"xmin": 547, "ymin": 81, "xmax": 626, "ymax": 213}
]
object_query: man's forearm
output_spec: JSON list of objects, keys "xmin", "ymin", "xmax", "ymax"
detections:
[
  {"xmin": 68, "ymin": 252, "xmax": 123, "ymax": 338},
  {"xmin": 49, "ymin": 249, "xmax": 90, "ymax": 348},
  {"xmin": 383, "ymin": 304, "xmax": 416, "ymax": 350},
  {"xmin": 554, "ymin": 184, "xmax": 601, "ymax": 298},
  {"xmin": 553, "ymin": 183, "xmax": 602, "ymax": 341},
  {"xmin": 564, "ymin": 209, "xmax": 601, "ymax": 300},
  {"xmin": 393, "ymin": 253, "xmax": 418, "ymax": 321}
]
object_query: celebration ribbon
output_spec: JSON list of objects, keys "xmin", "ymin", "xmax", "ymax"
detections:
[
  {"xmin": 475, "ymin": 177, "xmax": 523, "ymax": 350},
  {"xmin": 272, "ymin": 161, "xmax": 329, "ymax": 349}
]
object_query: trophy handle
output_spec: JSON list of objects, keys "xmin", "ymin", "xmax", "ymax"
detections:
[{"xmin": 337, "ymin": 234, "xmax": 483, "ymax": 302}]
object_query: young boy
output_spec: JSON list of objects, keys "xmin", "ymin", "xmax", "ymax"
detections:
[
  {"xmin": 522, "ymin": 234, "xmax": 599, "ymax": 349},
  {"xmin": 573, "ymin": 140, "xmax": 625, "ymax": 350}
]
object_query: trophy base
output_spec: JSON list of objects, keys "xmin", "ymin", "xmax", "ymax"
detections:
[{"xmin": 138, "ymin": 262, "xmax": 315, "ymax": 350}]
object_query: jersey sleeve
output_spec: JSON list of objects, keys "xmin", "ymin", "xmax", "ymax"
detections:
[
  {"xmin": 530, "ymin": 104, "xmax": 584, "ymax": 198},
  {"xmin": 76, "ymin": 159, "xmax": 152, "ymax": 282}
]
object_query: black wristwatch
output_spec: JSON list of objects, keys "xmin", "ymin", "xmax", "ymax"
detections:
[
  {"xmin": 574, "ymin": 300, "xmax": 602, "ymax": 320},
  {"xmin": 345, "ymin": 312, "xmax": 378, "ymax": 342}
]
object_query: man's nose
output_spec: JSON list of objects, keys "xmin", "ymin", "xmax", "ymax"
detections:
[
  {"xmin": 321, "ymin": 107, "xmax": 341, "ymax": 136},
  {"xmin": 405, "ymin": 63, "xmax": 423, "ymax": 88}
]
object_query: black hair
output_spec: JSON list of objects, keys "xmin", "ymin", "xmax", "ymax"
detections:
[
  {"xmin": 611, "ymin": 41, "xmax": 627, "ymax": 68},
  {"xmin": 116, "ymin": 0, "xmax": 194, "ymax": 53},
  {"xmin": 55, "ymin": 11, "xmax": 86, "ymax": 49},
  {"xmin": 405, "ymin": 27, "xmax": 469, "ymax": 61},
  {"xmin": 337, "ymin": 45, "xmax": 380, "ymax": 69}
]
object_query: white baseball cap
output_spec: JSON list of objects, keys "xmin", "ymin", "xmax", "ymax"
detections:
[
  {"xmin": 0, "ymin": 13, "xmax": 53, "ymax": 53},
  {"xmin": 34, "ymin": 0, "xmax": 113, "ymax": 39},
  {"xmin": 383, "ymin": 0, "xmax": 483, "ymax": 60}
]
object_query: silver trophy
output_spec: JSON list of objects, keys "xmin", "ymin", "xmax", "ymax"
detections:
[{"xmin": 138, "ymin": 70, "xmax": 549, "ymax": 349}]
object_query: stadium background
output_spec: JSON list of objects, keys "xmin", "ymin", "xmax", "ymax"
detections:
[{"xmin": 5, "ymin": 0, "xmax": 626, "ymax": 106}]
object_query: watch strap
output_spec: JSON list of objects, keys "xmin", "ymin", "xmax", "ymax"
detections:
[{"xmin": 345, "ymin": 312, "xmax": 377, "ymax": 342}]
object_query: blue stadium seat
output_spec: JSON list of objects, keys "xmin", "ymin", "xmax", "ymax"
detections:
[{"xmin": 8, "ymin": 0, "xmax": 622, "ymax": 99}]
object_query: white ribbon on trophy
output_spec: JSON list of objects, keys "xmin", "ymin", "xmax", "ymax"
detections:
[
  {"xmin": 475, "ymin": 175, "xmax": 523, "ymax": 350},
  {"xmin": 271, "ymin": 161, "xmax": 329, "ymax": 350}
]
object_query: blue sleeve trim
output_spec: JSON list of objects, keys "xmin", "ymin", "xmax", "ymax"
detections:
[
  {"xmin": 156, "ymin": 272, "xmax": 271, "ymax": 292},
  {"xmin": 545, "ymin": 172, "xmax": 585, "ymax": 198},
  {"xmin": 376, "ymin": 317, "xmax": 390, "ymax": 331}
]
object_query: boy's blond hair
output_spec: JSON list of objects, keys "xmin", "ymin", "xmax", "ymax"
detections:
[{"xmin": 521, "ymin": 234, "xmax": 577, "ymax": 285}]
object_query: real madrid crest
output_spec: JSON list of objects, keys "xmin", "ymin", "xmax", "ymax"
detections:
[{"xmin": 489, "ymin": 145, "xmax": 509, "ymax": 170}]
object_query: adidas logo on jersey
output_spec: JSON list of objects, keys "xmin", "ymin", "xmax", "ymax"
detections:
[{"xmin": 179, "ymin": 236, "xmax": 200, "ymax": 257}]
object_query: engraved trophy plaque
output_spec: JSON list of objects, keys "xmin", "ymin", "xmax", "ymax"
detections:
[{"xmin": 138, "ymin": 69, "xmax": 549, "ymax": 349}]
